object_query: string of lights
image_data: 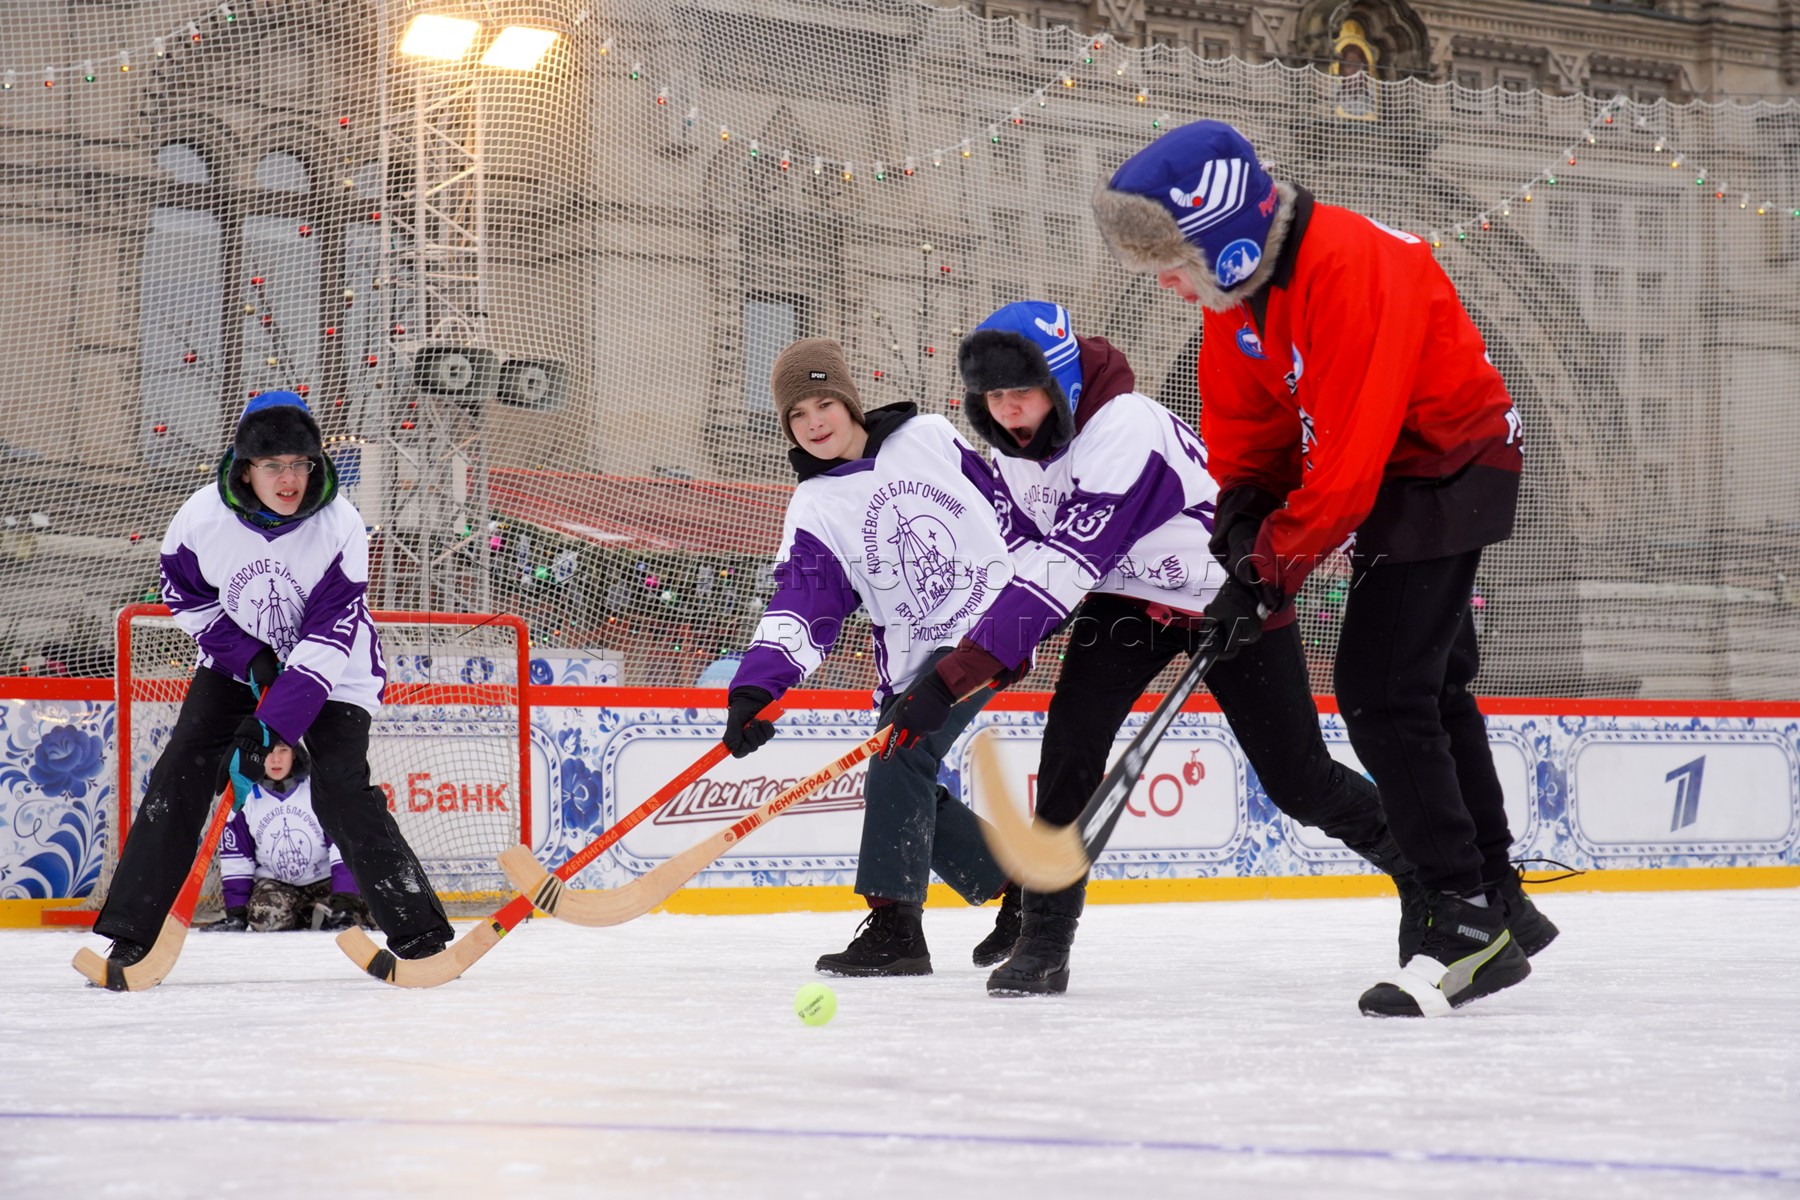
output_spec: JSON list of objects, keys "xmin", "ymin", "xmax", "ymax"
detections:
[{"xmin": 0, "ymin": 1, "xmax": 245, "ymax": 89}]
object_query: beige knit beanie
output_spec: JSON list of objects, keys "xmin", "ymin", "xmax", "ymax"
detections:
[{"xmin": 770, "ymin": 337, "xmax": 864, "ymax": 444}]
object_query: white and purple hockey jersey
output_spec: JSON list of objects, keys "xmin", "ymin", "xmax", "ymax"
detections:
[
  {"xmin": 971, "ymin": 389, "xmax": 1229, "ymax": 669},
  {"xmin": 220, "ymin": 778, "xmax": 358, "ymax": 909},
  {"xmin": 159, "ymin": 483, "xmax": 384, "ymax": 744},
  {"xmin": 731, "ymin": 409, "xmax": 1016, "ymax": 701}
]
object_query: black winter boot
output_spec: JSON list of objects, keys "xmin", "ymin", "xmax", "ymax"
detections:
[
  {"xmin": 1345, "ymin": 829, "xmax": 1432, "ymax": 966},
  {"xmin": 1359, "ymin": 892, "xmax": 1531, "ymax": 1018},
  {"xmin": 389, "ymin": 927, "xmax": 452, "ymax": 961},
  {"xmin": 106, "ymin": 937, "xmax": 151, "ymax": 967},
  {"xmin": 1491, "ymin": 867, "xmax": 1559, "ymax": 956},
  {"xmin": 816, "ymin": 901, "xmax": 931, "ymax": 977},
  {"xmin": 971, "ymin": 883, "xmax": 1022, "ymax": 968},
  {"xmin": 987, "ymin": 880, "xmax": 1085, "ymax": 997}
]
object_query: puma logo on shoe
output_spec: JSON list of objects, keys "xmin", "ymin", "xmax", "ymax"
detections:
[{"xmin": 1456, "ymin": 924, "xmax": 1491, "ymax": 943}]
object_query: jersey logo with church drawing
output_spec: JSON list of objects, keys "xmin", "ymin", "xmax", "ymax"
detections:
[
  {"xmin": 888, "ymin": 508, "xmax": 959, "ymax": 615},
  {"xmin": 225, "ymin": 559, "xmax": 309, "ymax": 656}
]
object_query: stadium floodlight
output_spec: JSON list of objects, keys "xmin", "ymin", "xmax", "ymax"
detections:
[
  {"xmin": 398, "ymin": 14, "xmax": 480, "ymax": 62},
  {"xmin": 480, "ymin": 26, "xmax": 558, "ymax": 71}
]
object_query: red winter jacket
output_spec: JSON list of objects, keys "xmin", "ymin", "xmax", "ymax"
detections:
[{"xmin": 1198, "ymin": 188, "xmax": 1522, "ymax": 603}]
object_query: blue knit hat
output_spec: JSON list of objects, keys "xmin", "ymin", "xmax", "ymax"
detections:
[
  {"xmin": 958, "ymin": 301, "xmax": 1081, "ymax": 457},
  {"xmin": 1092, "ymin": 120, "xmax": 1282, "ymax": 294}
]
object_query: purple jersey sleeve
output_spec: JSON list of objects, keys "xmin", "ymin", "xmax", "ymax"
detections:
[
  {"xmin": 257, "ymin": 544, "xmax": 371, "ymax": 745},
  {"xmin": 219, "ymin": 811, "xmax": 255, "ymax": 910},
  {"xmin": 325, "ymin": 834, "xmax": 358, "ymax": 895},
  {"xmin": 968, "ymin": 453, "xmax": 1192, "ymax": 668},
  {"xmin": 730, "ymin": 526, "xmax": 861, "ymax": 700},
  {"xmin": 160, "ymin": 544, "xmax": 264, "ymax": 681}
]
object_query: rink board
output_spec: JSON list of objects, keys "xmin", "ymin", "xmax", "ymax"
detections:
[{"xmin": 3, "ymin": 678, "xmax": 1794, "ymax": 913}]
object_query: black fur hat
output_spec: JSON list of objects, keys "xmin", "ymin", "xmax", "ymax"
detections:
[
  {"xmin": 234, "ymin": 390, "xmax": 322, "ymax": 462},
  {"xmin": 957, "ymin": 327, "xmax": 1077, "ymax": 459}
]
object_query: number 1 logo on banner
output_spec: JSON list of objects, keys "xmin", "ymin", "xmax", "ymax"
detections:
[{"xmin": 1667, "ymin": 756, "xmax": 1705, "ymax": 832}]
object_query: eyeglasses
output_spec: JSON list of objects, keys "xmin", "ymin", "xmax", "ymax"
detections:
[{"xmin": 251, "ymin": 458, "xmax": 316, "ymax": 478}]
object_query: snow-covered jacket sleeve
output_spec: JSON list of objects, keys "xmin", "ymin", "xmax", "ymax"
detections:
[
  {"xmin": 159, "ymin": 510, "xmax": 265, "ymax": 682},
  {"xmin": 728, "ymin": 492, "xmax": 861, "ymax": 701},
  {"xmin": 257, "ymin": 509, "xmax": 373, "ymax": 744},
  {"xmin": 967, "ymin": 398, "xmax": 1203, "ymax": 669},
  {"xmin": 220, "ymin": 809, "xmax": 255, "ymax": 910}
]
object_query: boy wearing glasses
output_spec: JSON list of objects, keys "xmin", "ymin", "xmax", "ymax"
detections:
[{"xmin": 89, "ymin": 391, "xmax": 454, "ymax": 972}]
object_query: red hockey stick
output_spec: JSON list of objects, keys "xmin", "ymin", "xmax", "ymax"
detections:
[{"xmin": 336, "ymin": 702, "xmax": 784, "ymax": 987}]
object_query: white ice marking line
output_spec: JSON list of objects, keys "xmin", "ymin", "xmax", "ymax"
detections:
[{"xmin": 0, "ymin": 1111, "xmax": 1794, "ymax": 1183}]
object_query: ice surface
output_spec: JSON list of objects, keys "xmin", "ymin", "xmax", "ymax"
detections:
[{"xmin": 2, "ymin": 890, "xmax": 1796, "ymax": 1199}]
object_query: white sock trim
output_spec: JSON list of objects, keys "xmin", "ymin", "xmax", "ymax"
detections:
[{"xmin": 1391, "ymin": 954, "xmax": 1453, "ymax": 1018}]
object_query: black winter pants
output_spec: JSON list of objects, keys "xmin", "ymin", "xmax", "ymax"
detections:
[
  {"xmin": 1335, "ymin": 549, "xmax": 1515, "ymax": 896},
  {"xmin": 95, "ymin": 667, "xmax": 453, "ymax": 951},
  {"xmin": 1036, "ymin": 594, "xmax": 1388, "ymax": 849}
]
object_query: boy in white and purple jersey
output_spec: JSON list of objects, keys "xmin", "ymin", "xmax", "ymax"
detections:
[
  {"xmin": 214, "ymin": 741, "xmax": 373, "ymax": 933},
  {"xmin": 722, "ymin": 338, "xmax": 1022, "ymax": 977},
  {"xmin": 89, "ymin": 391, "xmax": 452, "ymax": 972}
]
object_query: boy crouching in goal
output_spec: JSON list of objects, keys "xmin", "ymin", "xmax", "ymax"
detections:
[
  {"xmin": 90, "ymin": 391, "xmax": 453, "ymax": 972},
  {"xmin": 720, "ymin": 339, "xmax": 1023, "ymax": 976},
  {"xmin": 214, "ymin": 740, "xmax": 376, "ymax": 934}
]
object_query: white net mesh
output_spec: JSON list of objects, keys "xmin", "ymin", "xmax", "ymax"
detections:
[
  {"xmin": 0, "ymin": 0, "xmax": 1795, "ymax": 702},
  {"xmin": 102, "ymin": 608, "xmax": 527, "ymax": 917}
]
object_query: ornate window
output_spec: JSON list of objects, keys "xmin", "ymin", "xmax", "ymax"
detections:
[
  {"xmin": 1332, "ymin": 19, "xmax": 1380, "ymax": 121},
  {"xmin": 141, "ymin": 142, "xmax": 223, "ymax": 467}
]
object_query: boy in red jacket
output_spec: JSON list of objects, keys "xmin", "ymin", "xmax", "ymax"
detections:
[{"xmin": 1092, "ymin": 120, "xmax": 1555, "ymax": 1017}]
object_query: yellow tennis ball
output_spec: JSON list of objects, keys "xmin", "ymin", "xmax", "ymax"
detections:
[{"xmin": 794, "ymin": 982, "xmax": 837, "ymax": 1026}]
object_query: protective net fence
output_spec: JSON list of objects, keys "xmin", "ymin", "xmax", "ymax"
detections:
[{"xmin": 0, "ymin": 0, "xmax": 1795, "ymax": 701}]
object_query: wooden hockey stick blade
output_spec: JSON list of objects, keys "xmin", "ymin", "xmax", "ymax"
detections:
[
  {"xmin": 73, "ymin": 783, "xmax": 239, "ymax": 992},
  {"xmin": 333, "ymin": 897, "xmax": 527, "ymax": 989},
  {"xmin": 332, "ymin": 707, "xmax": 783, "ymax": 988},
  {"xmin": 970, "ymin": 728, "xmax": 1091, "ymax": 890},
  {"xmin": 974, "ymin": 643, "xmax": 1223, "ymax": 891},
  {"xmin": 502, "ymin": 726, "xmax": 890, "ymax": 927},
  {"xmin": 72, "ymin": 912, "xmax": 192, "ymax": 991}
]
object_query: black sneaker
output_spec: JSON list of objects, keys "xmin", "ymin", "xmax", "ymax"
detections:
[
  {"xmin": 1358, "ymin": 893, "xmax": 1531, "ymax": 1018},
  {"xmin": 816, "ymin": 902, "xmax": 931, "ymax": 977},
  {"xmin": 971, "ymin": 883, "xmax": 1022, "ymax": 968},
  {"xmin": 107, "ymin": 937, "xmax": 151, "ymax": 968},
  {"xmin": 1492, "ymin": 868, "xmax": 1559, "ymax": 956},
  {"xmin": 987, "ymin": 881, "xmax": 1084, "ymax": 997}
]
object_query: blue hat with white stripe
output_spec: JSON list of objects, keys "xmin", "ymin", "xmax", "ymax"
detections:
[
  {"xmin": 958, "ymin": 301, "xmax": 1082, "ymax": 458},
  {"xmin": 1093, "ymin": 120, "xmax": 1281, "ymax": 293}
]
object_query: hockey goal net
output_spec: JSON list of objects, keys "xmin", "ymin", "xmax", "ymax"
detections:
[{"xmin": 47, "ymin": 604, "xmax": 532, "ymax": 925}]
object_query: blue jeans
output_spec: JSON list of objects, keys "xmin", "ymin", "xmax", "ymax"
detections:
[{"xmin": 857, "ymin": 681, "xmax": 1007, "ymax": 905}]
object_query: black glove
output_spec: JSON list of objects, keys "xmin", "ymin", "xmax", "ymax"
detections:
[
  {"xmin": 244, "ymin": 646, "xmax": 281, "ymax": 701},
  {"xmin": 320, "ymin": 891, "xmax": 371, "ymax": 932},
  {"xmin": 215, "ymin": 717, "xmax": 277, "ymax": 802},
  {"xmin": 882, "ymin": 667, "xmax": 957, "ymax": 759},
  {"xmin": 1200, "ymin": 577, "xmax": 1267, "ymax": 663},
  {"xmin": 1208, "ymin": 485, "xmax": 1282, "ymax": 587},
  {"xmin": 216, "ymin": 906, "xmax": 248, "ymax": 932},
  {"xmin": 722, "ymin": 687, "xmax": 776, "ymax": 758}
]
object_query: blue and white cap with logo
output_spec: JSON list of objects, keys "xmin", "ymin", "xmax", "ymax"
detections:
[
  {"xmin": 973, "ymin": 301, "xmax": 1083, "ymax": 410},
  {"xmin": 1099, "ymin": 120, "xmax": 1281, "ymax": 293}
]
